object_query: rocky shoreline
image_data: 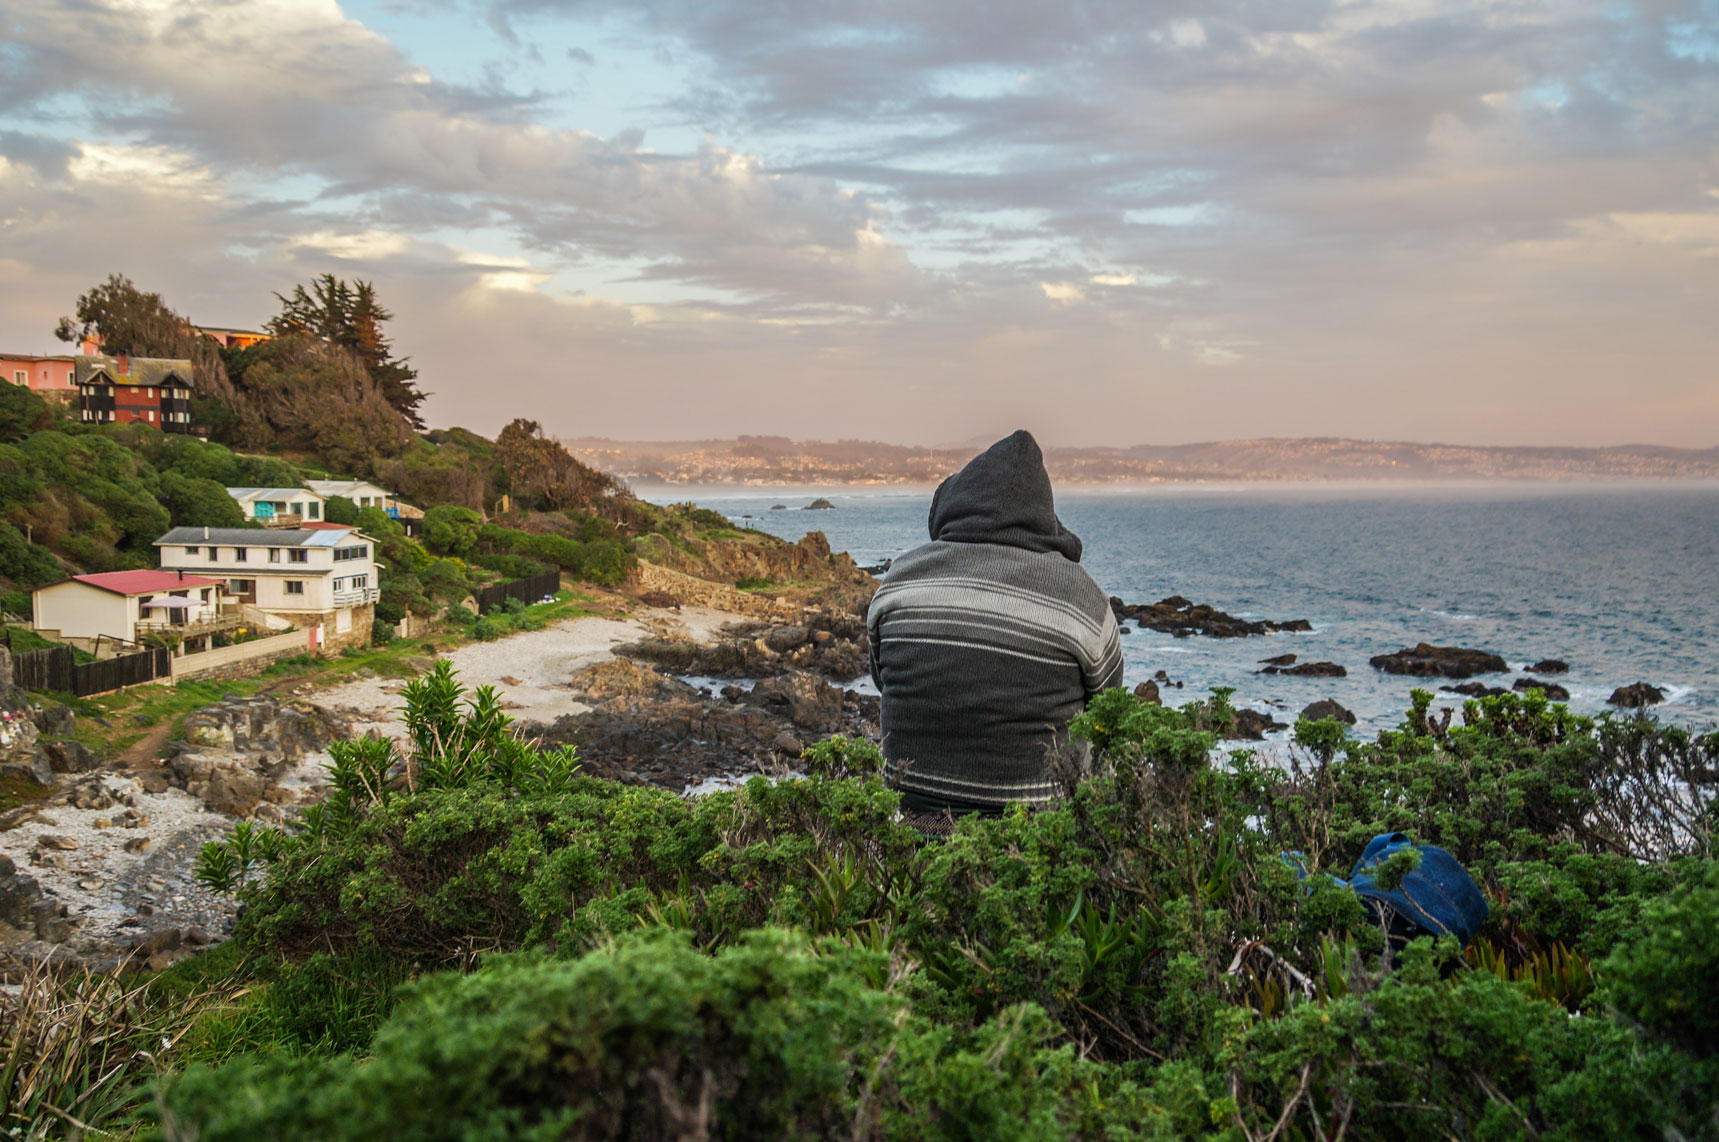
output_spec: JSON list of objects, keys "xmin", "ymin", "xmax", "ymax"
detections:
[{"xmin": 0, "ymin": 572, "xmax": 1690, "ymax": 977}]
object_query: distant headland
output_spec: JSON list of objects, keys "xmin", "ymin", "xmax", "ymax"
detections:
[{"xmin": 565, "ymin": 435, "xmax": 1719, "ymax": 487}]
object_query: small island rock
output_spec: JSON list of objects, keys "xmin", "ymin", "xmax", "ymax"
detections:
[
  {"xmin": 1370, "ymin": 643, "xmax": 1507, "ymax": 679},
  {"xmin": 1300, "ymin": 699, "xmax": 1357, "ymax": 725},
  {"xmin": 1528, "ymin": 659, "xmax": 1569, "ymax": 674},
  {"xmin": 1513, "ymin": 677, "xmax": 1570, "ymax": 701},
  {"xmin": 1608, "ymin": 682, "xmax": 1665, "ymax": 708},
  {"xmin": 805, "ymin": 498, "xmax": 835, "ymax": 510}
]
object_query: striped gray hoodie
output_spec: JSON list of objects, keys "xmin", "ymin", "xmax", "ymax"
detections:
[{"xmin": 866, "ymin": 431, "xmax": 1123, "ymax": 813}]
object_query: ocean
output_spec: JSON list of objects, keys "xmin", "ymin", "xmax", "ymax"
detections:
[{"xmin": 649, "ymin": 483, "xmax": 1719, "ymax": 737}]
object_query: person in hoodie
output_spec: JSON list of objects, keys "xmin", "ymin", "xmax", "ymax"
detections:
[{"xmin": 866, "ymin": 430, "xmax": 1124, "ymax": 822}]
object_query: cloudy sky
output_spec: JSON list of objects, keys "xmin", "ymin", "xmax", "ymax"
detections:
[{"xmin": 1, "ymin": 0, "xmax": 1715, "ymax": 446}]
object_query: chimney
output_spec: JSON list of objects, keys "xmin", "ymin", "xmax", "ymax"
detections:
[
  {"xmin": 203, "ymin": 526, "xmax": 209, "ymax": 539},
  {"xmin": 116, "ymin": 353, "xmax": 130, "ymax": 375}
]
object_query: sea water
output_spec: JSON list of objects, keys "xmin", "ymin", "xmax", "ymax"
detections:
[{"xmin": 651, "ymin": 483, "xmax": 1719, "ymax": 737}]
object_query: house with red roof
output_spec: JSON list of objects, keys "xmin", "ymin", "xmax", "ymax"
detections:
[{"xmin": 31, "ymin": 570, "xmax": 230, "ymax": 654}]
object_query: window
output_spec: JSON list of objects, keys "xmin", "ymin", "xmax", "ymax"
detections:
[
  {"xmin": 233, "ymin": 547, "xmax": 247, "ymax": 563},
  {"xmin": 12, "ymin": 371, "xmax": 23, "ymax": 386},
  {"xmin": 332, "ymin": 578, "xmax": 344, "ymax": 592},
  {"xmin": 184, "ymin": 546, "xmax": 200, "ymax": 555},
  {"xmin": 284, "ymin": 581, "xmax": 304, "ymax": 595},
  {"xmin": 350, "ymin": 575, "xmax": 367, "ymax": 589},
  {"xmin": 288, "ymin": 549, "xmax": 309, "ymax": 564},
  {"xmin": 307, "ymin": 501, "xmax": 320, "ymax": 520},
  {"xmin": 268, "ymin": 548, "xmax": 281, "ymax": 563},
  {"xmin": 227, "ymin": 579, "xmax": 253, "ymax": 594},
  {"xmin": 333, "ymin": 545, "xmax": 368, "ymax": 562},
  {"xmin": 206, "ymin": 547, "xmax": 218, "ymax": 560},
  {"xmin": 145, "ymin": 410, "xmax": 155, "ymax": 422}
]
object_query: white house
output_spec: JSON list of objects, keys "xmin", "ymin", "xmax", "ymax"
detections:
[
  {"xmin": 304, "ymin": 479, "xmax": 394, "ymax": 511},
  {"xmin": 154, "ymin": 524, "xmax": 379, "ymax": 652},
  {"xmin": 226, "ymin": 486, "xmax": 326, "ymax": 524},
  {"xmin": 31, "ymin": 570, "xmax": 228, "ymax": 653}
]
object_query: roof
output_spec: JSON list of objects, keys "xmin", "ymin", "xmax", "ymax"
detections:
[
  {"xmin": 225, "ymin": 486, "xmax": 322, "ymax": 501},
  {"xmin": 53, "ymin": 570, "xmax": 225, "ymax": 597},
  {"xmin": 155, "ymin": 526, "xmax": 369, "ymax": 548},
  {"xmin": 304, "ymin": 479, "xmax": 391, "ymax": 498},
  {"xmin": 1, "ymin": 354, "xmax": 77, "ymax": 363},
  {"xmin": 74, "ymin": 355, "xmax": 193, "ymax": 388},
  {"xmin": 193, "ymin": 326, "xmax": 267, "ymax": 336},
  {"xmin": 301, "ymin": 521, "xmax": 352, "ymax": 530}
]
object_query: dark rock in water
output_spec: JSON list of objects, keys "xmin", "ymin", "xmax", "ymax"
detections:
[
  {"xmin": 1441, "ymin": 681, "xmax": 1509, "ymax": 698},
  {"xmin": 1370, "ymin": 643, "xmax": 1507, "ymax": 678},
  {"xmin": 1259, "ymin": 653, "xmax": 1297, "ymax": 667},
  {"xmin": 1110, "ymin": 595, "xmax": 1312, "ymax": 639},
  {"xmin": 1300, "ymin": 699, "xmax": 1357, "ymax": 725},
  {"xmin": 1152, "ymin": 670, "xmax": 1184, "ymax": 689},
  {"xmin": 1226, "ymin": 708, "xmax": 1287, "ymax": 741},
  {"xmin": 1528, "ymin": 659, "xmax": 1569, "ymax": 675},
  {"xmin": 1260, "ymin": 661, "xmax": 1347, "ymax": 677},
  {"xmin": 1117, "ymin": 626, "xmax": 1130, "ymax": 635},
  {"xmin": 1513, "ymin": 677, "xmax": 1570, "ymax": 701},
  {"xmin": 1133, "ymin": 680, "xmax": 1161, "ymax": 705},
  {"xmin": 1608, "ymin": 682, "xmax": 1665, "ymax": 708},
  {"xmin": 770, "ymin": 504, "xmax": 787, "ymax": 510},
  {"xmin": 771, "ymin": 732, "xmax": 804, "ymax": 757},
  {"xmin": 805, "ymin": 498, "xmax": 835, "ymax": 510}
]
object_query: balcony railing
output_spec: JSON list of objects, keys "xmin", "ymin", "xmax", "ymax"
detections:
[
  {"xmin": 332, "ymin": 587, "xmax": 380, "ymax": 607},
  {"xmin": 135, "ymin": 612, "xmax": 245, "ymax": 639}
]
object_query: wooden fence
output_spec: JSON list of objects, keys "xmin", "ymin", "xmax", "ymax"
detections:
[
  {"xmin": 473, "ymin": 570, "xmax": 562, "ymax": 616},
  {"xmin": 12, "ymin": 644, "xmax": 172, "ymax": 697}
]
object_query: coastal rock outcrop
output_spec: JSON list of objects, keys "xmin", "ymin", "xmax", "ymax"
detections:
[
  {"xmin": 1110, "ymin": 596, "xmax": 1313, "ymax": 639},
  {"xmin": 1226, "ymin": 708, "xmax": 1287, "ymax": 740},
  {"xmin": 616, "ymin": 610, "xmax": 869, "ymax": 683},
  {"xmin": 1608, "ymin": 682, "xmax": 1665, "ymax": 708},
  {"xmin": 1528, "ymin": 659, "xmax": 1569, "ymax": 675},
  {"xmin": 1300, "ymin": 699, "xmax": 1357, "ymax": 725},
  {"xmin": 180, "ymin": 694, "xmax": 345, "ymax": 760},
  {"xmin": 1369, "ymin": 643, "xmax": 1507, "ymax": 679},
  {"xmin": 1513, "ymin": 677, "xmax": 1570, "ymax": 701},
  {"xmin": 1442, "ymin": 682, "xmax": 1509, "ymax": 698},
  {"xmin": 1259, "ymin": 661, "xmax": 1347, "ymax": 677}
]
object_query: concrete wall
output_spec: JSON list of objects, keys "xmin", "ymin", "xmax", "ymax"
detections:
[{"xmin": 170, "ymin": 628, "xmax": 310, "ymax": 682}]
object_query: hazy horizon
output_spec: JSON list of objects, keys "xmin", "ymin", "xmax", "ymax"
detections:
[{"xmin": 2, "ymin": 0, "xmax": 1715, "ymax": 448}]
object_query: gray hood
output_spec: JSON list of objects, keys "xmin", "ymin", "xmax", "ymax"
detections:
[{"xmin": 927, "ymin": 430, "xmax": 1082, "ymax": 563}]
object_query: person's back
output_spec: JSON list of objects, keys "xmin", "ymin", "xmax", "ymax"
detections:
[{"xmin": 866, "ymin": 430, "xmax": 1123, "ymax": 816}]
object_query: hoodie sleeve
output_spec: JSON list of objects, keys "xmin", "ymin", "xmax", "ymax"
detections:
[
  {"xmin": 1083, "ymin": 608, "xmax": 1125, "ymax": 699},
  {"xmin": 865, "ymin": 589, "xmax": 885, "ymax": 689}
]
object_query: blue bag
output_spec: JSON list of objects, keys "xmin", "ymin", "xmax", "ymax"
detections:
[{"xmin": 1348, "ymin": 832, "xmax": 1488, "ymax": 949}]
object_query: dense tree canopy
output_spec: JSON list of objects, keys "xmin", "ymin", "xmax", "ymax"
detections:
[{"xmin": 270, "ymin": 275, "xmax": 426, "ymax": 426}]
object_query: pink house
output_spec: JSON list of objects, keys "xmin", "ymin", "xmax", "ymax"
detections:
[{"xmin": 2, "ymin": 354, "xmax": 80, "ymax": 398}]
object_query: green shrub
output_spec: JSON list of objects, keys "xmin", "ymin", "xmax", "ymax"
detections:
[
  {"xmin": 370, "ymin": 618, "xmax": 395, "ymax": 645},
  {"xmin": 323, "ymin": 495, "xmax": 360, "ymax": 525},
  {"xmin": 1603, "ymin": 866, "xmax": 1719, "ymax": 1057},
  {"xmin": 163, "ymin": 682, "xmax": 1719, "ymax": 1142}
]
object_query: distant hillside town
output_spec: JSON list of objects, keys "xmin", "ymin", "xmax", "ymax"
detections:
[{"xmin": 568, "ymin": 435, "xmax": 1719, "ymax": 487}]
